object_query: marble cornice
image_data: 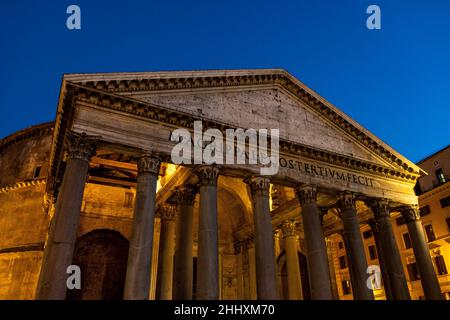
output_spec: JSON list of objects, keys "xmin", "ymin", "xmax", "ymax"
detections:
[
  {"xmin": 65, "ymin": 83, "xmax": 419, "ymax": 184},
  {"xmin": 72, "ymin": 70, "xmax": 422, "ymax": 177}
]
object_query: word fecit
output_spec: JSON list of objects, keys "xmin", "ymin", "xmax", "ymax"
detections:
[
  {"xmin": 278, "ymin": 157, "xmax": 375, "ymax": 188},
  {"xmin": 170, "ymin": 121, "xmax": 280, "ymax": 175}
]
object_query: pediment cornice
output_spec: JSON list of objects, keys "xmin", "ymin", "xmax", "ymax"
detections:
[
  {"xmin": 64, "ymin": 69, "xmax": 423, "ymax": 176},
  {"xmin": 46, "ymin": 82, "xmax": 420, "ymax": 199}
]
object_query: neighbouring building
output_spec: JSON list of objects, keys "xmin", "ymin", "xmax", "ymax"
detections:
[{"xmin": 0, "ymin": 69, "xmax": 446, "ymax": 300}]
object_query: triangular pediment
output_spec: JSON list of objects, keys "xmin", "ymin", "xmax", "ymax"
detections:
[{"xmin": 64, "ymin": 69, "xmax": 423, "ymax": 175}]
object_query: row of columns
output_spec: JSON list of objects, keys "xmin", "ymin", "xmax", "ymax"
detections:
[{"xmin": 35, "ymin": 132, "xmax": 443, "ymax": 300}]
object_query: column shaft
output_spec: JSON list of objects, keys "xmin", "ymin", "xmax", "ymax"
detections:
[
  {"xmin": 36, "ymin": 132, "xmax": 96, "ymax": 300},
  {"xmin": 195, "ymin": 166, "xmax": 219, "ymax": 300},
  {"xmin": 368, "ymin": 219, "xmax": 393, "ymax": 300},
  {"xmin": 339, "ymin": 192, "xmax": 373, "ymax": 300},
  {"xmin": 401, "ymin": 206, "xmax": 442, "ymax": 300},
  {"xmin": 156, "ymin": 204, "xmax": 177, "ymax": 300},
  {"xmin": 124, "ymin": 154, "xmax": 160, "ymax": 300},
  {"xmin": 296, "ymin": 185, "xmax": 333, "ymax": 300},
  {"xmin": 370, "ymin": 200, "xmax": 410, "ymax": 300},
  {"xmin": 325, "ymin": 238, "xmax": 340, "ymax": 300},
  {"xmin": 283, "ymin": 221, "xmax": 303, "ymax": 300},
  {"xmin": 247, "ymin": 177, "xmax": 278, "ymax": 300},
  {"xmin": 172, "ymin": 185, "xmax": 197, "ymax": 300}
]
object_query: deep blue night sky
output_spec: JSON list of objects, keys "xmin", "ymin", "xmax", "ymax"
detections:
[{"xmin": 0, "ymin": 1, "xmax": 449, "ymax": 162}]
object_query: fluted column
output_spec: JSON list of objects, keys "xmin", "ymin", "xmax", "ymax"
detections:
[
  {"xmin": 195, "ymin": 165, "xmax": 220, "ymax": 300},
  {"xmin": 367, "ymin": 218, "xmax": 393, "ymax": 300},
  {"xmin": 246, "ymin": 176, "xmax": 278, "ymax": 300},
  {"xmin": 36, "ymin": 132, "xmax": 97, "ymax": 299},
  {"xmin": 400, "ymin": 205, "xmax": 442, "ymax": 300},
  {"xmin": 369, "ymin": 199, "xmax": 410, "ymax": 300},
  {"xmin": 338, "ymin": 192, "xmax": 373, "ymax": 300},
  {"xmin": 156, "ymin": 204, "xmax": 177, "ymax": 300},
  {"xmin": 296, "ymin": 185, "xmax": 332, "ymax": 300},
  {"xmin": 172, "ymin": 185, "xmax": 197, "ymax": 300},
  {"xmin": 124, "ymin": 153, "xmax": 161, "ymax": 300},
  {"xmin": 282, "ymin": 220, "xmax": 303, "ymax": 300}
]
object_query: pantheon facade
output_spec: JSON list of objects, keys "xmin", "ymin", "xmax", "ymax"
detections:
[{"xmin": 0, "ymin": 69, "xmax": 443, "ymax": 300}]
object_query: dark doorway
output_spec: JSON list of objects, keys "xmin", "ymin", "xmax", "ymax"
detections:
[{"xmin": 66, "ymin": 229, "xmax": 129, "ymax": 300}]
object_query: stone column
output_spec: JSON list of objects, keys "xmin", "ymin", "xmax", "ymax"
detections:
[
  {"xmin": 273, "ymin": 229, "xmax": 283, "ymax": 298},
  {"xmin": 367, "ymin": 218, "xmax": 393, "ymax": 300},
  {"xmin": 369, "ymin": 199, "xmax": 410, "ymax": 300},
  {"xmin": 36, "ymin": 132, "xmax": 97, "ymax": 300},
  {"xmin": 195, "ymin": 165, "xmax": 220, "ymax": 300},
  {"xmin": 282, "ymin": 220, "xmax": 303, "ymax": 300},
  {"xmin": 172, "ymin": 185, "xmax": 197, "ymax": 300},
  {"xmin": 338, "ymin": 192, "xmax": 373, "ymax": 300},
  {"xmin": 296, "ymin": 185, "xmax": 333, "ymax": 300},
  {"xmin": 156, "ymin": 204, "xmax": 177, "ymax": 300},
  {"xmin": 124, "ymin": 153, "xmax": 161, "ymax": 300},
  {"xmin": 325, "ymin": 237, "xmax": 340, "ymax": 300},
  {"xmin": 246, "ymin": 176, "xmax": 278, "ymax": 300},
  {"xmin": 400, "ymin": 205, "xmax": 442, "ymax": 300}
]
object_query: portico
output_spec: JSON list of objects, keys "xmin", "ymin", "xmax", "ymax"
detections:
[{"xmin": 36, "ymin": 69, "xmax": 442, "ymax": 300}]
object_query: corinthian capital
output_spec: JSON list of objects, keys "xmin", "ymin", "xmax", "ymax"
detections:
[
  {"xmin": 400, "ymin": 204, "xmax": 420, "ymax": 223},
  {"xmin": 137, "ymin": 153, "xmax": 161, "ymax": 175},
  {"xmin": 296, "ymin": 184, "xmax": 317, "ymax": 204},
  {"xmin": 195, "ymin": 165, "xmax": 220, "ymax": 186},
  {"xmin": 337, "ymin": 191, "xmax": 357, "ymax": 211},
  {"xmin": 368, "ymin": 198, "xmax": 391, "ymax": 220},
  {"xmin": 65, "ymin": 132, "xmax": 97, "ymax": 162},
  {"xmin": 157, "ymin": 204, "xmax": 177, "ymax": 221},
  {"xmin": 281, "ymin": 220, "xmax": 297, "ymax": 238},
  {"xmin": 174, "ymin": 184, "xmax": 198, "ymax": 205},
  {"xmin": 245, "ymin": 176, "xmax": 270, "ymax": 196}
]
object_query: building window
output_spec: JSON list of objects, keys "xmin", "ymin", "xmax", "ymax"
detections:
[
  {"xmin": 338, "ymin": 241, "xmax": 344, "ymax": 249},
  {"xmin": 342, "ymin": 280, "xmax": 351, "ymax": 295},
  {"xmin": 407, "ymin": 263, "xmax": 420, "ymax": 281},
  {"xmin": 396, "ymin": 216, "xmax": 406, "ymax": 226},
  {"xmin": 339, "ymin": 256, "xmax": 347, "ymax": 269},
  {"xmin": 363, "ymin": 230, "xmax": 373, "ymax": 239},
  {"xmin": 424, "ymin": 224, "xmax": 436, "ymax": 242},
  {"xmin": 446, "ymin": 217, "xmax": 450, "ymax": 232},
  {"xmin": 440, "ymin": 196, "xmax": 450, "ymax": 208},
  {"xmin": 434, "ymin": 255, "xmax": 448, "ymax": 275},
  {"xmin": 124, "ymin": 192, "xmax": 134, "ymax": 208},
  {"xmin": 33, "ymin": 166, "xmax": 42, "ymax": 179},
  {"xmin": 402, "ymin": 233, "xmax": 412, "ymax": 249},
  {"xmin": 419, "ymin": 205, "xmax": 431, "ymax": 217},
  {"xmin": 436, "ymin": 168, "xmax": 446, "ymax": 185},
  {"xmin": 368, "ymin": 245, "xmax": 378, "ymax": 260}
]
